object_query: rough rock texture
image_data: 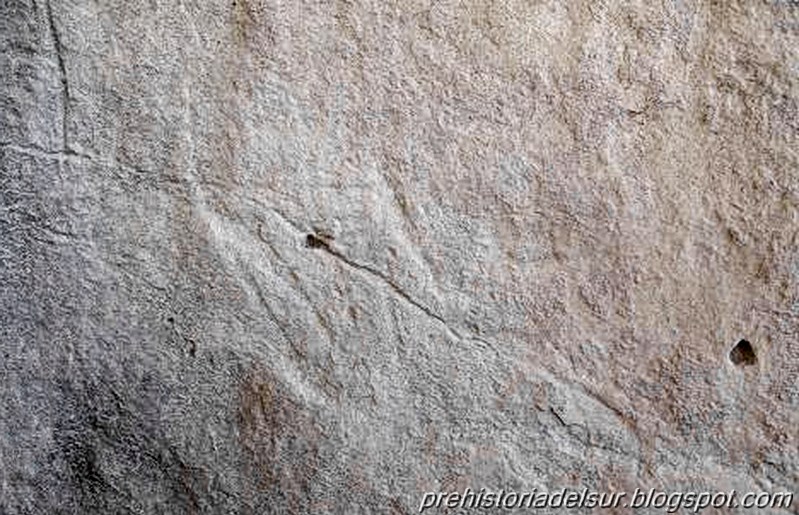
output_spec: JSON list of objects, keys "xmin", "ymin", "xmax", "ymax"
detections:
[{"xmin": 1, "ymin": 1, "xmax": 798, "ymax": 513}]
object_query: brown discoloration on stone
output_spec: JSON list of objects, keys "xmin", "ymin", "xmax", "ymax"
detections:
[
  {"xmin": 237, "ymin": 365, "xmax": 321, "ymax": 513},
  {"xmin": 388, "ymin": 496, "xmax": 410, "ymax": 514}
]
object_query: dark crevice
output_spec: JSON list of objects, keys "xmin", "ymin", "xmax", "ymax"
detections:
[
  {"xmin": 730, "ymin": 339, "xmax": 757, "ymax": 366},
  {"xmin": 304, "ymin": 232, "xmax": 463, "ymax": 340},
  {"xmin": 45, "ymin": 0, "xmax": 70, "ymax": 150},
  {"xmin": 549, "ymin": 407, "xmax": 567, "ymax": 427},
  {"xmin": 305, "ymin": 233, "xmax": 330, "ymax": 250}
]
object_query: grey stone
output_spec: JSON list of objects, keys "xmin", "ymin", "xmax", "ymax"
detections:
[{"xmin": 1, "ymin": 1, "xmax": 797, "ymax": 513}]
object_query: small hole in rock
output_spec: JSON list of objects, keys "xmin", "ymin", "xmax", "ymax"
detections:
[
  {"xmin": 306, "ymin": 234, "xmax": 327, "ymax": 249},
  {"xmin": 730, "ymin": 339, "xmax": 757, "ymax": 366}
]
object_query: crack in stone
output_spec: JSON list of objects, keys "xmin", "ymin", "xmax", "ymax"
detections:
[
  {"xmin": 259, "ymin": 208, "xmax": 499, "ymax": 351},
  {"xmin": 2, "ymin": 142, "xmax": 84, "ymax": 161},
  {"xmin": 0, "ymin": 143, "xmax": 156, "ymax": 180},
  {"xmin": 549, "ymin": 407, "xmax": 567, "ymax": 427},
  {"xmin": 255, "ymin": 225, "xmax": 337, "ymax": 348},
  {"xmin": 245, "ymin": 268, "xmax": 307, "ymax": 361},
  {"xmin": 259, "ymin": 209, "xmax": 445, "ymax": 335},
  {"xmin": 304, "ymin": 232, "xmax": 467, "ymax": 343},
  {"xmin": 44, "ymin": 0, "xmax": 70, "ymax": 150}
]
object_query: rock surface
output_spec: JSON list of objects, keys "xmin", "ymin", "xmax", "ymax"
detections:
[{"xmin": 1, "ymin": 1, "xmax": 798, "ymax": 513}]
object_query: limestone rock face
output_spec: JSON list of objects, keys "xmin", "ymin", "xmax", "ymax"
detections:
[{"xmin": 1, "ymin": 1, "xmax": 798, "ymax": 513}]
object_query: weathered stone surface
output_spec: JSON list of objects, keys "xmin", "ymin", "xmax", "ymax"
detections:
[{"xmin": 1, "ymin": 1, "xmax": 797, "ymax": 513}]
